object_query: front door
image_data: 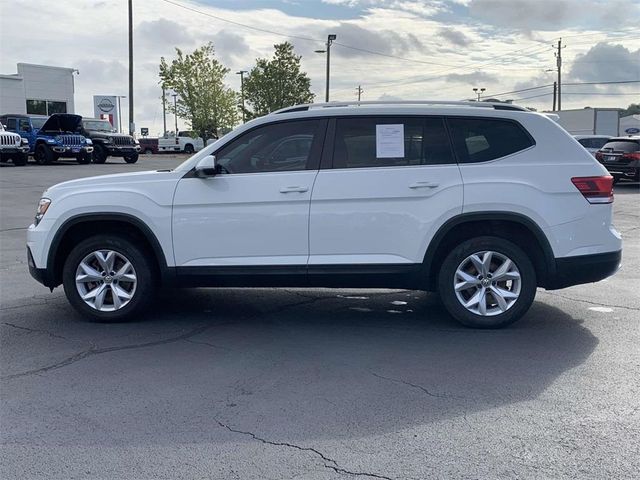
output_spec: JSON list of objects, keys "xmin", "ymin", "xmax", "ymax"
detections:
[{"xmin": 172, "ymin": 119, "xmax": 326, "ymax": 268}]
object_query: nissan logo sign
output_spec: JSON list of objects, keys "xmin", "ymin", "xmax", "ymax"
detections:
[{"xmin": 97, "ymin": 98, "xmax": 115, "ymax": 112}]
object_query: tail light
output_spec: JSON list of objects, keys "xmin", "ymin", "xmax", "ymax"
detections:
[
  {"xmin": 622, "ymin": 152, "xmax": 640, "ymax": 161},
  {"xmin": 571, "ymin": 176, "xmax": 614, "ymax": 204},
  {"xmin": 595, "ymin": 151, "xmax": 603, "ymax": 161}
]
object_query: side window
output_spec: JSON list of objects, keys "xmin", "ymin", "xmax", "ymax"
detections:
[
  {"xmin": 6, "ymin": 118, "xmax": 17, "ymax": 131},
  {"xmin": 215, "ymin": 120, "xmax": 323, "ymax": 174},
  {"xmin": 577, "ymin": 138, "xmax": 590, "ymax": 148},
  {"xmin": 18, "ymin": 119, "xmax": 31, "ymax": 132},
  {"xmin": 332, "ymin": 117, "xmax": 453, "ymax": 169},
  {"xmin": 448, "ymin": 117, "xmax": 534, "ymax": 163}
]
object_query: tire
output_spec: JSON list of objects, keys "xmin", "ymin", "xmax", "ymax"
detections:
[
  {"xmin": 92, "ymin": 144, "xmax": 107, "ymax": 164},
  {"xmin": 62, "ymin": 235, "xmax": 156, "ymax": 322},
  {"xmin": 183, "ymin": 144, "xmax": 194, "ymax": 154},
  {"xmin": 35, "ymin": 143, "xmax": 54, "ymax": 165},
  {"xmin": 437, "ymin": 236, "xmax": 537, "ymax": 329},
  {"xmin": 13, "ymin": 153, "xmax": 27, "ymax": 166},
  {"xmin": 76, "ymin": 153, "xmax": 91, "ymax": 164},
  {"xmin": 144, "ymin": 148, "xmax": 153, "ymax": 155},
  {"xmin": 124, "ymin": 153, "xmax": 139, "ymax": 164}
]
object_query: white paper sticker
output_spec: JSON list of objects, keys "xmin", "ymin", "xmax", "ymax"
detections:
[{"xmin": 376, "ymin": 124, "xmax": 404, "ymax": 158}]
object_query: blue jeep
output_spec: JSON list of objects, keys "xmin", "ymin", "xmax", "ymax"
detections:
[{"xmin": 0, "ymin": 114, "xmax": 48, "ymax": 154}]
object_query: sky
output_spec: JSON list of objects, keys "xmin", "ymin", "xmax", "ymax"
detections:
[{"xmin": 1, "ymin": 0, "xmax": 639, "ymax": 135}]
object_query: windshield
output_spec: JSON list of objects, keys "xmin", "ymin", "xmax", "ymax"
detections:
[
  {"xmin": 31, "ymin": 117, "xmax": 47, "ymax": 129},
  {"xmin": 83, "ymin": 120, "xmax": 114, "ymax": 132}
]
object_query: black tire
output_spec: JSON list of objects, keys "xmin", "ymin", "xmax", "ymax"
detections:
[
  {"xmin": 13, "ymin": 153, "xmax": 28, "ymax": 166},
  {"xmin": 144, "ymin": 148, "xmax": 153, "ymax": 155},
  {"xmin": 76, "ymin": 153, "xmax": 91, "ymax": 164},
  {"xmin": 183, "ymin": 144, "xmax": 194, "ymax": 154},
  {"xmin": 92, "ymin": 144, "xmax": 107, "ymax": 164},
  {"xmin": 124, "ymin": 153, "xmax": 139, "ymax": 164},
  {"xmin": 62, "ymin": 235, "xmax": 157, "ymax": 322},
  {"xmin": 437, "ymin": 236, "xmax": 537, "ymax": 329},
  {"xmin": 35, "ymin": 143, "xmax": 54, "ymax": 165}
]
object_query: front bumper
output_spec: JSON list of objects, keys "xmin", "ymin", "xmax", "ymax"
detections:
[
  {"xmin": 0, "ymin": 146, "xmax": 29, "ymax": 155},
  {"xmin": 545, "ymin": 250, "xmax": 622, "ymax": 290},
  {"xmin": 106, "ymin": 145, "xmax": 140, "ymax": 156},
  {"xmin": 52, "ymin": 145, "xmax": 94, "ymax": 156},
  {"xmin": 28, "ymin": 246, "xmax": 50, "ymax": 287}
]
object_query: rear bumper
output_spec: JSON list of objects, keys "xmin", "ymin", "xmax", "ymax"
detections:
[
  {"xmin": 545, "ymin": 250, "xmax": 621, "ymax": 290},
  {"xmin": 600, "ymin": 160, "xmax": 640, "ymax": 178}
]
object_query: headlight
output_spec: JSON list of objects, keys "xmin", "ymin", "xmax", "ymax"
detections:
[
  {"xmin": 106, "ymin": 136, "xmax": 114, "ymax": 144},
  {"xmin": 47, "ymin": 138, "xmax": 56, "ymax": 144},
  {"xmin": 34, "ymin": 198, "xmax": 51, "ymax": 226},
  {"xmin": 85, "ymin": 138, "xmax": 92, "ymax": 145}
]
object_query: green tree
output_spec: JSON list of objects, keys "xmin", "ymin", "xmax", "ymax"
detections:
[
  {"xmin": 159, "ymin": 43, "xmax": 238, "ymax": 139},
  {"xmin": 620, "ymin": 103, "xmax": 640, "ymax": 117},
  {"xmin": 243, "ymin": 42, "xmax": 315, "ymax": 118}
]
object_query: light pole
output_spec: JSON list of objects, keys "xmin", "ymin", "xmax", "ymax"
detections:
[
  {"xmin": 315, "ymin": 34, "xmax": 336, "ymax": 102},
  {"xmin": 236, "ymin": 70, "xmax": 248, "ymax": 122},
  {"xmin": 128, "ymin": 0, "xmax": 134, "ymax": 135},
  {"xmin": 472, "ymin": 87, "xmax": 486, "ymax": 101},
  {"xmin": 116, "ymin": 95, "xmax": 126, "ymax": 133},
  {"xmin": 171, "ymin": 93, "xmax": 178, "ymax": 135},
  {"xmin": 161, "ymin": 86, "xmax": 167, "ymax": 135}
]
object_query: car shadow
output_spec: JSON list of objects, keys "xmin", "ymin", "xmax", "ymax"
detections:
[{"xmin": 1, "ymin": 287, "xmax": 598, "ymax": 447}]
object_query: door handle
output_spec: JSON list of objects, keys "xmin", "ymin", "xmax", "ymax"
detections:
[
  {"xmin": 409, "ymin": 181, "xmax": 439, "ymax": 189},
  {"xmin": 279, "ymin": 186, "xmax": 309, "ymax": 193}
]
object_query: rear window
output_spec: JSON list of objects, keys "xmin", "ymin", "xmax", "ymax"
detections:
[
  {"xmin": 448, "ymin": 117, "xmax": 534, "ymax": 163},
  {"xmin": 601, "ymin": 140, "xmax": 640, "ymax": 153}
]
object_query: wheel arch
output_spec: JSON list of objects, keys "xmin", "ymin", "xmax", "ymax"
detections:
[
  {"xmin": 46, "ymin": 213, "xmax": 172, "ymax": 288},
  {"xmin": 423, "ymin": 212, "xmax": 556, "ymax": 290}
]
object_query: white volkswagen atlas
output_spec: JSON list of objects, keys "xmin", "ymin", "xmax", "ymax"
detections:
[{"xmin": 27, "ymin": 101, "xmax": 622, "ymax": 328}]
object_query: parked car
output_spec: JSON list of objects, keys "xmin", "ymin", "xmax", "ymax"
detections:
[
  {"xmin": 0, "ymin": 113, "xmax": 48, "ymax": 153},
  {"xmin": 0, "ymin": 122, "xmax": 30, "ymax": 166},
  {"xmin": 24, "ymin": 114, "xmax": 93, "ymax": 164},
  {"xmin": 574, "ymin": 135, "xmax": 612, "ymax": 157},
  {"xmin": 139, "ymin": 137, "xmax": 159, "ymax": 155},
  {"xmin": 27, "ymin": 100, "xmax": 621, "ymax": 328},
  {"xmin": 158, "ymin": 131, "xmax": 204, "ymax": 153},
  {"xmin": 79, "ymin": 118, "xmax": 140, "ymax": 164},
  {"xmin": 595, "ymin": 136, "xmax": 640, "ymax": 183}
]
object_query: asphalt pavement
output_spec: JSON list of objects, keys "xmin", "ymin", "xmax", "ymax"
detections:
[{"xmin": 1, "ymin": 156, "xmax": 639, "ymax": 479}]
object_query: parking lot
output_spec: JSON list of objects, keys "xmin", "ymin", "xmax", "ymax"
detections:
[{"xmin": 1, "ymin": 156, "xmax": 639, "ymax": 479}]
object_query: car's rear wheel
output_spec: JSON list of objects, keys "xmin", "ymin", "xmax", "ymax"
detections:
[
  {"xmin": 144, "ymin": 148, "xmax": 153, "ymax": 155},
  {"xmin": 35, "ymin": 144, "xmax": 54, "ymax": 165},
  {"xmin": 92, "ymin": 144, "xmax": 107, "ymax": 164},
  {"xmin": 62, "ymin": 235, "xmax": 156, "ymax": 322},
  {"xmin": 438, "ymin": 236, "xmax": 536, "ymax": 328},
  {"xmin": 183, "ymin": 144, "xmax": 194, "ymax": 154}
]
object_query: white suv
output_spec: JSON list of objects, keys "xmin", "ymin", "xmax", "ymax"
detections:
[{"xmin": 27, "ymin": 101, "xmax": 622, "ymax": 328}]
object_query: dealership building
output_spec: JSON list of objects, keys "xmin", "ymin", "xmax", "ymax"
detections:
[{"xmin": 0, "ymin": 63, "xmax": 76, "ymax": 116}]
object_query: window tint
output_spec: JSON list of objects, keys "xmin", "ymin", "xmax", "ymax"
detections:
[
  {"xmin": 448, "ymin": 117, "xmax": 534, "ymax": 163},
  {"xmin": 215, "ymin": 120, "xmax": 323, "ymax": 174},
  {"xmin": 332, "ymin": 117, "xmax": 453, "ymax": 168},
  {"xmin": 592, "ymin": 138, "xmax": 610, "ymax": 149},
  {"xmin": 601, "ymin": 140, "xmax": 639, "ymax": 153}
]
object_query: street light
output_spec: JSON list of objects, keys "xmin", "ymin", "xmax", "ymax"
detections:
[
  {"xmin": 236, "ymin": 70, "xmax": 248, "ymax": 122},
  {"xmin": 315, "ymin": 34, "xmax": 336, "ymax": 102},
  {"xmin": 472, "ymin": 87, "xmax": 486, "ymax": 101}
]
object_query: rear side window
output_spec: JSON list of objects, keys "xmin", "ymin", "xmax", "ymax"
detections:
[
  {"xmin": 601, "ymin": 140, "xmax": 639, "ymax": 153},
  {"xmin": 448, "ymin": 117, "xmax": 534, "ymax": 163},
  {"xmin": 332, "ymin": 117, "xmax": 454, "ymax": 168},
  {"xmin": 5, "ymin": 118, "xmax": 17, "ymax": 131}
]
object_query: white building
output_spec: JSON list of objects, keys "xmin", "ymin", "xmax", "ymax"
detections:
[
  {"xmin": 0, "ymin": 63, "xmax": 76, "ymax": 115},
  {"xmin": 619, "ymin": 114, "xmax": 640, "ymax": 135}
]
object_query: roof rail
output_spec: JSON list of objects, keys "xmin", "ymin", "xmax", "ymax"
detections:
[{"xmin": 271, "ymin": 100, "xmax": 529, "ymax": 115}]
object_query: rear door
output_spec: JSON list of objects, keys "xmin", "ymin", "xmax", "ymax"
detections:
[{"xmin": 309, "ymin": 116, "xmax": 463, "ymax": 266}]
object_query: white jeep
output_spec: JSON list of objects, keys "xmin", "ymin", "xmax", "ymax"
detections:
[
  {"xmin": 0, "ymin": 122, "xmax": 29, "ymax": 166},
  {"xmin": 27, "ymin": 101, "xmax": 622, "ymax": 328}
]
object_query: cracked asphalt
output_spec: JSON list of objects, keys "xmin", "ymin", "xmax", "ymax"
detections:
[{"xmin": 1, "ymin": 157, "xmax": 639, "ymax": 479}]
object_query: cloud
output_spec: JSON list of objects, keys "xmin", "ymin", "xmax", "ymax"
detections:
[
  {"xmin": 136, "ymin": 18, "xmax": 195, "ymax": 51},
  {"xmin": 322, "ymin": 23, "xmax": 424, "ymax": 58},
  {"xmin": 446, "ymin": 71, "xmax": 498, "ymax": 84},
  {"xmin": 569, "ymin": 43, "xmax": 640, "ymax": 83},
  {"xmin": 207, "ymin": 30, "xmax": 251, "ymax": 65},
  {"xmin": 468, "ymin": 0, "xmax": 640, "ymax": 30},
  {"xmin": 438, "ymin": 28, "xmax": 471, "ymax": 47}
]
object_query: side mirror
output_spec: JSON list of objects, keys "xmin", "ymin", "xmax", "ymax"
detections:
[{"xmin": 194, "ymin": 155, "xmax": 218, "ymax": 178}]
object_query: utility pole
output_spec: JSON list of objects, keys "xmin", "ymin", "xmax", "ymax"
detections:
[
  {"xmin": 171, "ymin": 93, "xmax": 178, "ymax": 135},
  {"xmin": 356, "ymin": 85, "xmax": 363, "ymax": 101},
  {"xmin": 236, "ymin": 70, "xmax": 248, "ymax": 122},
  {"xmin": 161, "ymin": 86, "xmax": 167, "ymax": 135},
  {"xmin": 128, "ymin": 0, "xmax": 134, "ymax": 135},
  {"xmin": 116, "ymin": 95, "xmax": 126, "ymax": 133},
  {"xmin": 315, "ymin": 34, "xmax": 336, "ymax": 102},
  {"xmin": 552, "ymin": 81, "xmax": 557, "ymax": 111},
  {"xmin": 556, "ymin": 38, "xmax": 562, "ymax": 111}
]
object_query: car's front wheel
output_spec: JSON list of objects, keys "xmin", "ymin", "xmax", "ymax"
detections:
[
  {"xmin": 92, "ymin": 144, "xmax": 107, "ymax": 164},
  {"xmin": 34, "ymin": 144, "xmax": 54, "ymax": 165},
  {"xmin": 124, "ymin": 153, "xmax": 139, "ymax": 164},
  {"xmin": 438, "ymin": 236, "xmax": 536, "ymax": 328},
  {"xmin": 62, "ymin": 235, "xmax": 156, "ymax": 321}
]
